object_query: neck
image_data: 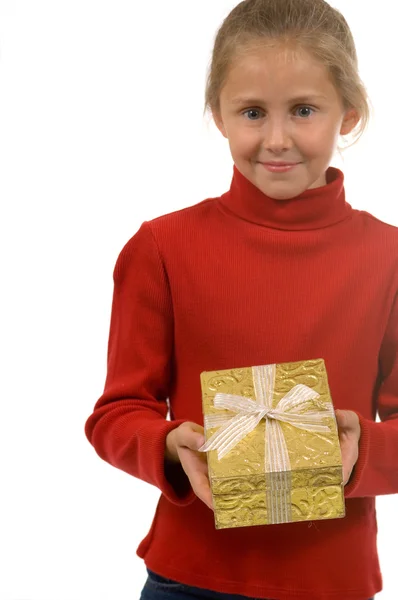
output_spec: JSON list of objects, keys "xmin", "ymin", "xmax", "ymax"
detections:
[{"xmin": 217, "ymin": 165, "xmax": 352, "ymax": 231}]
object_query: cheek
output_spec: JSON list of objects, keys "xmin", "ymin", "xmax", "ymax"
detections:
[
  {"xmin": 307, "ymin": 119, "xmax": 339, "ymax": 141},
  {"xmin": 297, "ymin": 126, "xmax": 336, "ymax": 153},
  {"xmin": 230, "ymin": 127, "xmax": 263, "ymax": 150}
]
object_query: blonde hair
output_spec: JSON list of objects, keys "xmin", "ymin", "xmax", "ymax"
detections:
[{"xmin": 203, "ymin": 0, "xmax": 373, "ymax": 152}]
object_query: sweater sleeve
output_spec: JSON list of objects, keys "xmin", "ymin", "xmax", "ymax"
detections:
[
  {"xmin": 345, "ymin": 288, "xmax": 398, "ymax": 498},
  {"xmin": 84, "ymin": 221, "xmax": 196, "ymax": 506}
]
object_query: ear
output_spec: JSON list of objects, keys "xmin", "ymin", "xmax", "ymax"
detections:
[
  {"xmin": 340, "ymin": 108, "xmax": 360, "ymax": 135},
  {"xmin": 212, "ymin": 108, "xmax": 228, "ymax": 139}
]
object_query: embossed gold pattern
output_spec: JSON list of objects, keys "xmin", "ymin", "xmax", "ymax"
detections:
[{"xmin": 200, "ymin": 358, "xmax": 345, "ymax": 529}]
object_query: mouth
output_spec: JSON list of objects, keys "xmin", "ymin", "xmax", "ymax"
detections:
[
  {"xmin": 261, "ymin": 162, "xmax": 301, "ymax": 173},
  {"xmin": 262, "ymin": 161, "xmax": 301, "ymax": 166}
]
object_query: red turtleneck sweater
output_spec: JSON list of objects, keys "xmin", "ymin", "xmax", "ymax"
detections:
[{"xmin": 85, "ymin": 166, "xmax": 398, "ymax": 600}]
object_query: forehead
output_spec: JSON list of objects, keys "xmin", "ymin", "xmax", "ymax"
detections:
[{"xmin": 222, "ymin": 45, "xmax": 338, "ymax": 102}]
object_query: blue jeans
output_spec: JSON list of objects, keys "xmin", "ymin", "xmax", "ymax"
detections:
[{"xmin": 140, "ymin": 568, "xmax": 374, "ymax": 599}]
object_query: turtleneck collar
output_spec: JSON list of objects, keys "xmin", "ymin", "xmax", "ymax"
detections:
[{"xmin": 217, "ymin": 165, "xmax": 352, "ymax": 231}]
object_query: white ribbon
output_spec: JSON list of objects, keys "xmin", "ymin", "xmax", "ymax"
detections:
[
  {"xmin": 199, "ymin": 364, "xmax": 334, "ymax": 524},
  {"xmin": 199, "ymin": 363, "xmax": 333, "ymax": 460}
]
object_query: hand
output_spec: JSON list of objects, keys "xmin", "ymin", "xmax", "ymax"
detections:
[
  {"xmin": 165, "ymin": 422, "xmax": 213, "ymax": 510},
  {"xmin": 335, "ymin": 409, "xmax": 361, "ymax": 485}
]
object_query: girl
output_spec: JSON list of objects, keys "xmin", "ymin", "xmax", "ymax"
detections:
[{"xmin": 84, "ymin": 0, "xmax": 397, "ymax": 598}]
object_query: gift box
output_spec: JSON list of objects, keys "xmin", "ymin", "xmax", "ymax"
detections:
[{"xmin": 199, "ymin": 358, "xmax": 345, "ymax": 529}]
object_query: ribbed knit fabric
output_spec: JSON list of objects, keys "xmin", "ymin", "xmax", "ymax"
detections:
[{"xmin": 85, "ymin": 165, "xmax": 398, "ymax": 599}]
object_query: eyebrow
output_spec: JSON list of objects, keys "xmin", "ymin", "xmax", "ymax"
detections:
[{"xmin": 230, "ymin": 94, "xmax": 328, "ymax": 105}]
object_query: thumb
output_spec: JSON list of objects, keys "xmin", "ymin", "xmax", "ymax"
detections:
[
  {"xmin": 196, "ymin": 435, "xmax": 205, "ymax": 450},
  {"xmin": 178, "ymin": 422, "xmax": 205, "ymax": 451},
  {"xmin": 335, "ymin": 409, "xmax": 348, "ymax": 429},
  {"xmin": 196, "ymin": 433, "xmax": 206, "ymax": 450},
  {"xmin": 189, "ymin": 422, "xmax": 205, "ymax": 449}
]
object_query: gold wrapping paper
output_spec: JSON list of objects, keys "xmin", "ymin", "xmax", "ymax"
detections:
[{"xmin": 200, "ymin": 358, "xmax": 345, "ymax": 529}]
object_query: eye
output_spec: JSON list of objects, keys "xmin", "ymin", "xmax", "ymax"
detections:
[
  {"xmin": 242, "ymin": 106, "xmax": 316, "ymax": 120},
  {"xmin": 242, "ymin": 108, "xmax": 264, "ymax": 121},
  {"xmin": 295, "ymin": 106, "xmax": 315, "ymax": 118}
]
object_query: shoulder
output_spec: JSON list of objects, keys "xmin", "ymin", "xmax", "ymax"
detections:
[
  {"xmin": 357, "ymin": 209, "xmax": 398, "ymax": 231},
  {"xmin": 354, "ymin": 208, "xmax": 398, "ymax": 247},
  {"xmin": 142, "ymin": 196, "xmax": 221, "ymax": 253},
  {"xmin": 121, "ymin": 196, "xmax": 217, "ymax": 247},
  {"xmin": 147, "ymin": 197, "xmax": 217, "ymax": 236},
  {"xmin": 351, "ymin": 210, "xmax": 398, "ymax": 286},
  {"xmin": 113, "ymin": 196, "xmax": 219, "ymax": 274}
]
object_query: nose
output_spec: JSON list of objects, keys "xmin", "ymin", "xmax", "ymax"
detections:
[{"xmin": 263, "ymin": 116, "xmax": 292, "ymax": 153}]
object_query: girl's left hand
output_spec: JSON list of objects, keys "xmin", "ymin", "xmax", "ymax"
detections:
[{"xmin": 335, "ymin": 409, "xmax": 361, "ymax": 485}]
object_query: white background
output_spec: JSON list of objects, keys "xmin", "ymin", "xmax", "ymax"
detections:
[{"xmin": 0, "ymin": 1, "xmax": 396, "ymax": 598}]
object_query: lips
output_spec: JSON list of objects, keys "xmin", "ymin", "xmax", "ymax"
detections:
[
  {"xmin": 262, "ymin": 162, "xmax": 300, "ymax": 166},
  {"xmin": 261, "ymin": 162, "xmax": 300, "ymax": 173}
]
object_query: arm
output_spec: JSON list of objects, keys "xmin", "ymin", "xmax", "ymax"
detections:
[
  {"xmin": 345, "ymin": 289, "xmax": 398, "ymax": 498},
  {"xmin": 84, "ymin": 221, "xmax": 196, "ymax": 506}
]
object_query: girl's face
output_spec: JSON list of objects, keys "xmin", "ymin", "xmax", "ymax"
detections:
[{"xmin": 213, "ymin": 44, "xmax": 359, "ymax": 200}]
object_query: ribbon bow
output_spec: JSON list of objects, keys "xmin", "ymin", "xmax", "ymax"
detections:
[{"xmin": 199, "ymin": 364, "xmax": 333, "ymax": 463}]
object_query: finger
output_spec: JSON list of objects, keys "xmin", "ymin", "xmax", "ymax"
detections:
[
  {"xmin": 188, "ymin": 469, "xmax": 213, "ymax": 510},
  {"xmin": 335, "ymin": 409, "xmax": 347, "ymax": 430},
  {"xmin": 340, "ymin": 444, "xmax": 349, "ymax": 484},
  {"xmin": 182, "ymin": 452, "xmax": 213, "ymax": 508},
  {"xmin": 342, "ymin": 462, "xmax": 350, "ymax": 485},
  {"xmin": 185, "ymin": 421, "xmax": 204, "ymax": 436},
  {"xmin": 178, "ymin": 447, "xmax": 213, "ymax": 510},
  {"xmin": 336, "ymin": 409, "xmax": 359, "ymax": 433},
  {"xmin": 177, "ymin": 422, "xmax": 205, "ymax": 451},
  {"xmin": 343, "ymin": 465, "xmax": 353, "ymax": 486},
  {"xmin": 340, "ymin": 439, "xmax": 358, "ymax": 485}
]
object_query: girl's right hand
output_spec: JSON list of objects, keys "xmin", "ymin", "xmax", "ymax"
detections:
[{"xmin": 165, "ymin": 422, "xmax": 213, "ymax": 510}]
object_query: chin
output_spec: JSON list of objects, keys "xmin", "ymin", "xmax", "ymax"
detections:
[
  {"xmin": 258, "ymin": 178, "xmax": 307, "ymax": 198},
  {"xmin": 264, "ymin": 189, "xmax": 302, "ymax": 201}
]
